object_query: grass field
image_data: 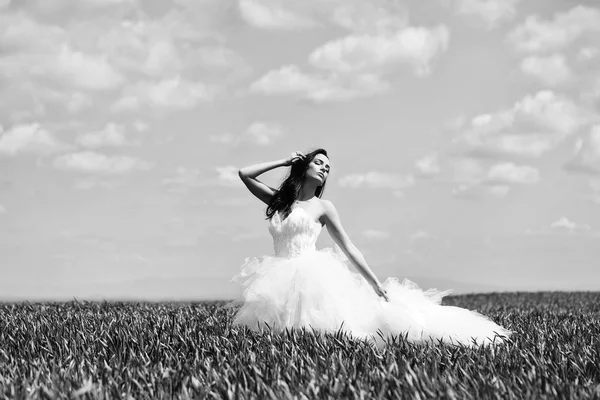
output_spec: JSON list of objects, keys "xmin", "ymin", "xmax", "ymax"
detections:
[{"xmin": 1, "ymin": 292, "xmax": 599, "ymax": 399}]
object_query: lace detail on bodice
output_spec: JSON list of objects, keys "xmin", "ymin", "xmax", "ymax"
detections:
[{"xmin": 269, "ymin": 208, "xmax": 322, "ymax": 258}]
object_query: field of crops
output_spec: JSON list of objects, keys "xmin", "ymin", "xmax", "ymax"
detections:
[{"xmin": 1, "ymin": 291, "xmax": 599, "ymax": 399}]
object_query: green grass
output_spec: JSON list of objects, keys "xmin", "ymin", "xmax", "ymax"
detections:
[{"xmin": 1, "ymin": 292, "xmax": 599, "ymax": 399}]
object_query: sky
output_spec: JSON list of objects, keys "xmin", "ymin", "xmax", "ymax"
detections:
[{"xmin": 1, "ymin": 0, "xmax": 599, "ymax": 301}]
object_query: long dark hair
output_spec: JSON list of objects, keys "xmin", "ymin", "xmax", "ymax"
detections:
[{"xmin": 266, "ymin": 148, "xmax": 329, "ymax": 220}]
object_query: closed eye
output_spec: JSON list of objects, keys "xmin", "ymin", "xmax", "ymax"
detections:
[{"xmin": 315, "ymin": 160, "xmax": 330, "ymax": 172}]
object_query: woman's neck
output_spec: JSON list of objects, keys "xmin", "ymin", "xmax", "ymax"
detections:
[{"xmin": 297, "ymin": 184, "xmax": 318, "ymax": 202}]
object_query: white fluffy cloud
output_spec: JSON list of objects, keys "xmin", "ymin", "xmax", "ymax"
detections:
[
  {"xmin": 550, "ymin": 217, "xmax": 591, "ymax": 233},
  {"xmin": 250, "ymin": 18, "xmax": 449, "ymax": 102},
  {"xmin": 362, "ymin": 229, "xmax": 390, "ymax": 240},
  {"xmin": 520, "ymin": 54, "xmax": 572, "ymax": 86},
  {"xmin": 0, "ymin": 5, "xmax": 241, "ymax": 121},
  {"xmin": 238, "ymin": 0, "xmax": 315, "ymax": 29},
  {"xmin": 52, "ymin": 45, "xmax": 125, "ymax": 91},
  {"xmin": 578, "ymin": 47, "xmax": 599, "ymax": 62},
  {"xmin": 451, "ymin": 159, "xmax": 538, "ymax": 198},
  {"xmin": 241, "ymin": 122, "xmax": 283, "ymax": 145},
  {"xmin": 113, "ymin": 77, "xmax": 216, "ymax": 111},
  {"xmin": 0, "ymin": 123, "xmax": 69, "ymax": 156},
  {"xmin": 210, "ymin": 122, "xmax": 284, "ymax": 146},
  {"xmin": 338, "ymin": 172, "xmax": 415, "ymax": 190},
  {"xmin": 215, "ymin": 166, "xmax": 241, "ymax": 187},
  {"xmin": 487, "ymin": 162, "xmax": 540, "ymax": 184},
  {"xmin": 163, "ymin": 165, "xmax": 242, "ymax": 192},
  {"xmin": 162, "ymin": 167, "xmax": 203, "ymax": 194},
  {"xmin": 330, "ymin": 1, "xmax": 408, "ymax": 33},
  {"xmin": 564, "ymin": 125, "xmax": 600, "ymax": 175},
  {"xmin": 453, "ymin": 0, "xmax": 521, "ymax": 28},
  {"xmin": 461, "ymin": 90, "xmax": 594, "ymax": 158},
  {"xmin": 525, "ymin": 217, "xmax": 592, "ymax": 235},
  {"xmin": 415, "ymin": 153, "xmax": 441, "ymax": 176},
  {"xmin": 76, "ymin": 124, "xmax": 133, "ymax": 149},
  {"xmin": 237, "ymin": 0, "xmax": 410, "ymax": 33},
  {"xmin": 53, "ymin": 151, "xmax": 154, "ymax": 174},
  {"xmin": 250, "ymin": 65, "xmax": 389, "ymax": 102},
  {"xmin": 0, "ymin": 13, "xmax": 124, "ymax": 91},
  {"xmin": 508, "ymin": 5, "xmax": 600, "ymax": 53},
  {"xmin": 309, "ymin": 25, "xmax": 450, "ymax": 76}
]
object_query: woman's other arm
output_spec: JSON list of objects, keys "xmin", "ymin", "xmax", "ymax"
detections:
[{"xmin": 322, "ymin": 200, "xmax": 389, "ymax": 301}]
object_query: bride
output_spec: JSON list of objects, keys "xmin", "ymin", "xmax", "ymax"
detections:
[{"xmin": 228, "ymin": 149, "xmax": 511, "ymax": 347}]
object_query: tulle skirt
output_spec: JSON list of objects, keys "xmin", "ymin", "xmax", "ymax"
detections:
[{"xmin": 227, "ymin": 248, "xmax": 511, "ymax": 347}]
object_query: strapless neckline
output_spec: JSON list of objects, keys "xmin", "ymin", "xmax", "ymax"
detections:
[{"xmin": 277, "ymin": 207, "xmax": 322, "ymax": 228}]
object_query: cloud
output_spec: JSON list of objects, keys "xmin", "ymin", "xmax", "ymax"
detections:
[
  {"xmin": 487, "ymin": 185, "xmax": 511, "ymax": 198},
  {"xmin": 53, "ymin": 151, "xmax": 154, "ymax": 174},
  {"xmin": 451, "ymin": 158, "xmax": 537, "ymax": 198},
  {"xmin": 162, "ymin": 167, "xmax": 203, "ymax": 194},
  {"xmin": 546, "ymin": 217, "xmax": 591, "ymax": 235},
  {"xmin": 79, "ymin": 0, "xmax": 138, "ymax": 6},
  {"xmin": 486, "ymin": 162, "xmax": 540, "ymax": 184},
  {"xmin": 163, "ymin": 165, "xmax": 241, "ymax": 192},
  {"xmin": 338, "ymin": 172, "xmax": 415, "ymax": 190},
  {"xmin": 0, "ymin": 6, "xmax": 239, "ymax": 121},
  {"xmin": 24, "ymin": 0, "xmax": 138, "ymax": 12},
  {"xmin": 564, "ymin": 125, "xmax": 600, "ymax": 176},
  {"xmin": 112, "ymin": 77, "xmax": 216, "ymax": 111},
  {"xmin": 0, "ymin": 12, "xmax": 122, "ymax": 118},
  {"xmin": 209, "ymin": 122, "xmax": 284, "ymax": 146},
  {"xmin": 249, "ymin": 19, "xmax": 449, "ymax": 103},
  {"xmin": 133, "ymin": 121, "xmax": 148, "ymax": 132},
  {"xmin": 73, "ymin": 178, "xmax": 123, "ymax": 190},
  {"xmin": 520, "ymin": 54, "xmax": 572, "ymax": 86},
  {"xmin": 588, "ymin": 180, "xmax": 600, "ymax": 205},
  {"xmin": 415, "ymin": 153, "xmax": 440, "ymax": 177},
  {"xmin": 76, "ymin": 123, "xmax": 134, "ymax": 149},
  {"xmin": 0, "ymin": 203, "xmax": 6, "ymax": 214},
  {"xmin": 191, "ymin": 45, "xmax": 253, "ymax": 81},
  {"xmin": 215, "ymin": 166, "xmax": 241, "ymax": 187},
  {"xmin": 578, "ymin": 47, "xmax": 599, "ymax": 62},
  {"xmin": 242, "ymin": 122, "xmax": 283, "ymax": 145},
  {"xmin": 237, "ymin": 0, "xmax": 415, "ymax": 34},
  {"xmin": 410, "ymin": 230, "xmax": 435, "ymax": 242},
  {"xmin": 238, "ymin": 0, "xmax": 315, "ymax": 29},
  {"xmin": 361, "ymin": 229, "xmax": 390, "ymax": 240},
  {"xmin": 309, "ymin": 25, "xmax": 450, "ymax": 76},
  {"xmin": 330, "ymin": 1, "xmax": 408, "ymax": 34},
  {"xmin": 453, "ymin": 0, "xmax": 521, "ymax": 28},
  {"xmin": 52, "ymin": 45, "xmax": 125, "ymax": 91},
  {"xmin": 460, "ymin": 90, "xmax": 595, "ymax": 158},
  {"xmin": 508, "ymin": 5, "xmax": 600, "ymax": 53},
  {"xmin": 0, "ymin": 15, "xmax": 124, "ymax": 91},
  {"xmin": 209, "ymin": 132, "xmax": 236, "ymax": 145},
  {"xmin": 525, "ymin": 217, "xmax": 592, "ymax": 235},
  {"xmin": 453, "ymin": 157, "xmax": 487, "ymax": 181},
  {"xmin": 250, "ymin": 65, "xmax": 389, "ymax": 102},
  {"xmin": 0, "ymin": 123, "xmax": 70, "ymax": 156}
]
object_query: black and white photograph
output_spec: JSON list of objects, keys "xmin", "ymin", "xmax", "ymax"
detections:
[{"xmin": 1, "ymin": 0, "xmax": 599, "ymax": 398}]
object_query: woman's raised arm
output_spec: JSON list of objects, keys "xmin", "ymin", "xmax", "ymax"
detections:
[
  {"xmin": 239, "ymin": 152, "xmax": 304, "ymax": 205},
  {"xmin": 322, "ymin": 200, "xmax": 389, "ymax": 301}
]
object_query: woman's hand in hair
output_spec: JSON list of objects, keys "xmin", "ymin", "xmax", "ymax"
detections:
[{"xmin": 284, "ymin": 151, "xmax": 305, "ymax": 166}]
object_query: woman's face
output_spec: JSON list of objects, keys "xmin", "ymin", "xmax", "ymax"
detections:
[{"xmin": 306, "ymin": 153, "xmax": 330, "ymax": 184}]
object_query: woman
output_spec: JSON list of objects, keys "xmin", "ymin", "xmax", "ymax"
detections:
[{"xmin": 228, "ymin": 149, "xmax": 511, "ymax": 347}]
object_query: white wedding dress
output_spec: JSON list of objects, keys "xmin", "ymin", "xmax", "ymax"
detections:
[{"xmin": 229, "ymin": 207, "xmax": 511, "ymax": 347}]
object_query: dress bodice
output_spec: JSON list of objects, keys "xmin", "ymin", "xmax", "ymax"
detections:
[{"xmin": 269, "ymin": 208, "xmax": 322, "ymax": 258}]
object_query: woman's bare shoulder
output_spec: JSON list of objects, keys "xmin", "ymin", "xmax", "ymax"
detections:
[{"xmin": 315, "ymin": 198, "xmax": 336, "ymax": 222}]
